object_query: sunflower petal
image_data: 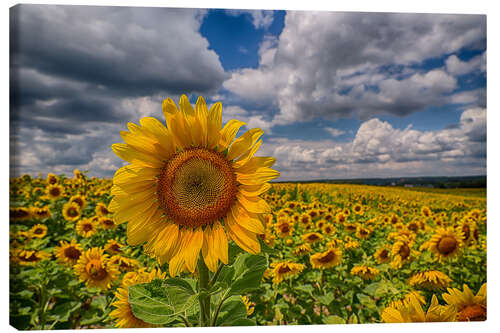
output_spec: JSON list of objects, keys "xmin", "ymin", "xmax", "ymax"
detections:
[
  {"xmin": 237, "ymin": 192, "xmax": 271, "ymax": 213},
  {"xmin": 219, "ymin": 119, "xmax": 247, "ymax": 151},
  {"xmin": 227, "ymin": 128, "xmax": 264, "ymax": 161},
  {"xmin": 236, "ymin": 167, "xmax": 280, "ymax": 185}
]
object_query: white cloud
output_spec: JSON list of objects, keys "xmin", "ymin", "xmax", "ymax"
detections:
[
  {"xmin": 223, "ymin": 11, "xmax": 486, "ymax": 125},
  {"xmin": 445, "ymin": 52, "xmax": 486, "ymax": 75},
  {"xmin": 324, "ymin": 127, "xmax": 345, "ymax": 137},
  {"xmin": 256, "ymin": 108, "xmax": 486, "ymax": 180}
]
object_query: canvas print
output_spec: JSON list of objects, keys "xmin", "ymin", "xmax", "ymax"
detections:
[{"xmin": 9, "ymin": 4, "xmax": 486, "ymax": 329}]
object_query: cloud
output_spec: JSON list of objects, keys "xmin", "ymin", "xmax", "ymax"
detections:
[
  {"xmin": 445, "ymin": 52, "xmax": 486, "ymax": 75},
  {"xmin": 224, "ymin": 11, "xmax": 486, "ymax": 125},
  {"xmin": 324, "ymin": 127, "xmax": 345, "ymax": 137},
  {"xmin": 257, "ymin": 108, "xmax": 486, "ymax": 180},
  {"xmin": 10, "ymin": 4, "xmax": 228, "ymax": 177}
]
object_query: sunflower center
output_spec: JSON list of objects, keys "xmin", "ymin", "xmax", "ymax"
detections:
[
  {"xmin": 437, "ymin": 236, "xmax": 457, "ymax": 255},
  {"xmin": 399, "ymin": 244, "xmax": 410, "ymax": 259},
  {"xmin": 34, "ymin": 228, "xmax": 44, "ymax": 234},
  {"xmin": 379, "ymin": 249, "xmax": 389, "ymax": 259},
  {"xmin": 158, "ymin": 148, "xmax": 237, "ymax": 228},
  {"xmin": 83, "ymin": 223, "xmax": 93, "ymax": 232},
  {"xmin": 457, "ymin": 304, "xmax": 486, "ymax": 321},
  {"xmin": 318, "ymin": 251, "xmax": 336, "ymax": 263},
  {"xmin": 68, "ymin": 208, "xmax": 78, "ymax": 217},
  {"xmin": 64, "ymin": 246, "xmax": 81, "ymax": 260},
  {"xmin": 50, "ymin": 188, "xmax": 61, "ymax": 196},
  {"xmin": 278, "ymin": 265, "xmax": 292, "ymax": 274},
  {"xmin": 86, "ymin": 260, "xmax": 108, "ymax": 281}
]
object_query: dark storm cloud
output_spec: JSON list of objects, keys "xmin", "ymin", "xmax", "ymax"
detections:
[
  {"xmin": 10, "ymin": 4, "xmax": 228, "ymax": 177},
  {"xmin": 10, "ymin": 5, "xmax": 226, "ymax": 97}
]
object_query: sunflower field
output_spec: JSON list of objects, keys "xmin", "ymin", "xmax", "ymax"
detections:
[{"xmin": 9, "ymin": 172, "xmax": 486, "ymax": 329}]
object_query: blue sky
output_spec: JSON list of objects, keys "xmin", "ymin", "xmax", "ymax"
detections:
[{"xmin": 10, "ymin": 5, "xmax": 486, "ymax": 180}]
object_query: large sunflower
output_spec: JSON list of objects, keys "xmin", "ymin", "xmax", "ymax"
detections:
[
  {"xmin": 110, "ymin": 95, "xmax": 279, "ymax": 277},
  {"xmin": 381, "ymin": 294, "xmax": 456, "ymax": 323}
]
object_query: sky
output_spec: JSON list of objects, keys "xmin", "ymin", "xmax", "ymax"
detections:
[{"xmin": 9, "ymin": 4, "xmax": 487, "ymax": 181}]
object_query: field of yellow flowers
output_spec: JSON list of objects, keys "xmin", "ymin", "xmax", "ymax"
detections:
[{"xmin": 9, "ymin": 171, "xmax": 486, "ymax": 329}]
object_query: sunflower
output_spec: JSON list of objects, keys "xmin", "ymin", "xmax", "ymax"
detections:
[
  {"xmin": 388, "ymin": 290, "xmax": 426, "ymax": 309},
  {"xmin": 343, "ymin": 236, "xmax": 360, "ymax": 250},
  {"xmin": 31, "ymin": 206, "xmax": 51, "ymax": 220},
  {"xmin": 457, "ymin": 218, "xmax": 477, "ymax": 246},
  {"xmin": 74, "ymin": 247, "xmax": 119, "ymax": 290},
  {"xmin": 382, "ymin": 294, "xmax": 456, "ymax": 323},
  {"xmin": 241, "ymin": 296, "xmax": 255, "ymax": 315},
  {"xmin": 110, "ymin": 268, "xmax": 166, "ymax": 328},
  {"xmin": 76, "ymin": 218, "xmax": 98, "ymax": 238},
  {"xmin": 54, "ymin": 239, "xmax": 83, "ymax": 265},
  {"xmin": 356, "ymin": 226, "xmax": 371, "ymax": 239},
  {"xmin": 343, "ymin": 222, "xmax": 357, "ymax": 233},
  {"xmin": 408, "ymin": 270, "xmax": 452, "ymax": 290},
  {"xmin": 351, "ymin": 265, "xmax": 379, "ymax": 280},
  {"xmin": 421, "ymin": 206, "xmax": 432, "ymax": 217},
  {"xmin": 429, "ymin": 227, "xmax": 464, "ymax": 261},
  {"xmin": 391, "ymin": 236, "xmax": 415, "ymax": 268},
  {"xmin": 109, "ymin": 255, "xmax": 140, "ymax": 272},
  {"xmin": 292, "ymin": 243, "xmax": 311, "ymax": 256},
  {"xmin": 322, "ymin": 223, "xmax": 336, "ymax": 235},
  {"xmin": 352, "ymin": 203, "xmax": 364, "ymax": 215},
  {"xmin": 10, "ymin": 207, "xmax": 32, "ymax": 221},
  {"xmin": 110, "ymin": 95, "xmax": 279, "ymax": 277},
  {"xmin": 47, "ymin": 172, "xmax": 58, "ymax": 185},
  {"xmin": 270, "ymin": 261, "xmax": 305, "ymax": 284},
  {"xmin": 95, "ymin": 202, "xmax": 111, "ymax": 216},
  {"xmin": 46, "ymin": 184, "xmax": 64, "ymax": 200},
  {"xmin": 335, "ymin": 212, "xmax": 347, "ymax": 224},
  {"xmin": 275, "ymin": 219, "xmax": 294, "ymax": 238},
  {"xmin": 302, "ymin": 232, "xmax": 323, "ymax": 244},
  {"xmin": 30, "ymin": 224, "xmax": 48, "ymax": 238},
  {"xmin": 299, "ymin": 213, "xmax": 312, "ymax": 227},
  {"xmin": 62, "ymin": 202, "xmax": 81, "ymax": 222},
  {"xmin": 99, "ymin": 216, "xmax": 117, "ymax": 230},
  {"xmin": 104, "ymin": 239, "xmax": 125, "ymax": 254},
  {"xmin": 310, "ymin": 248, "xmax": 342, "ymax": 269},
  {"xmin": 442, "ymin": 283, "xmax": 486, "ymax": 321},
  {"xmin": 69, "ymin": 194, "xmax": 87, "ymax": 210},
  {"xmin": 14, "ymin": 249, "xmax": 51, "ymax": 266},
  {"xmin": 374, "ymin": 246, "xmax": 391, "ymax": 264}
]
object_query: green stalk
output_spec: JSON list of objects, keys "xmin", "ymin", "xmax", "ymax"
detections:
[{"xmin": 197, "ymin": 255, "xmax": 211, "ymax": 327}]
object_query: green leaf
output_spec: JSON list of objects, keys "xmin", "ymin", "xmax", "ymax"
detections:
[
  {"xmin": 228, "ymin": 254, "xmax": 267, "ymax": 296},
  {"xmin": 356, "ymin": 293, "xmax": 377, "ymax": 311},
  {"xmin": 316, "ymin": 293, "xmax": 335, "ymax": 305},
  {"xmin": 323, "ymin": 315, "xmax": 346, "ymax": 324},
  {"xmin": 215, "ymin": 296, "xmax": 249, "ymax": 326},
  {"xmin": 129, "ymin": 278, "xmax": 198, "ymax": 325},
  {"xmin": 295, "ymin": 284, "xmax": 314, "ymax": 294},
  {"xmin": 363, "ymin": 282, "xmax": 381, "ymax": 296}
]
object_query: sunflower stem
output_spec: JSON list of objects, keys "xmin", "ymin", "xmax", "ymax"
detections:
[{"xmin": 197, "ymin": 255, "xmax": 211, "ymax": 327}]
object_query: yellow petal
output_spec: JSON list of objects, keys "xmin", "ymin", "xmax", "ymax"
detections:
[
  {"xmin": 236, "ymin": 167, "xmax": 280, "ymax": 185},
  {"xmin": 139, "ymin": 117, "xmax": 176, "ymax": 157},
  {"xmin": 237, "ymin": 192, "xmax": 271, "ymax": 214},
  {"xmin": 195, "ymin": 96, "xmax": 209, "ymax": 147},
  {"xmin": 238, "ymin": 183, "xmax": 271, "ymax": 197},
  {"xmin": 207, "ymin": 102, "xmax": 222, "ymax": 149},
  {"xmin": 113, "ymin": 164, "xmax": 159, "ymax": 185},
  {"xmin": 225, "ymin": 214, "xmax": 261, "ymax": 254},
  {"xmin": 126, "ymin": 208, "xmax": 164, "ymax": 245},
  {"xmin": 212, "ymin": 221, "xmax": 228, "ymax": 264},
  {"xmin": 184, "ymin": 228, "xmax": 203, "ymax": 273},
  {"xmin": 233, "ymin": 140, "xmax": 261, "ymax": 168},
  {"xmin": 111, "ymin": 143, "xmax": 164, "ymax": 168},
  {"xmin": 219, "ymin": 119, "xmax": 247, "ymax": 151},
  {"xmin": 227, "ymin": 128, "xmax": 264, "ymax": 161},
  {"xmin": 235, "ymin": 156, "xmax": 276, "ymax": 174},
  {"xmin": 202, "ymin": 226, "xmax": 218, "ymax": 272},
  {"xmin": 231, "ymin": 202, "xmax": 265, "ymax": 234},
  {"xmin": 381, "ymin": 308, "xmax": 405, "ymax": 323}
]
